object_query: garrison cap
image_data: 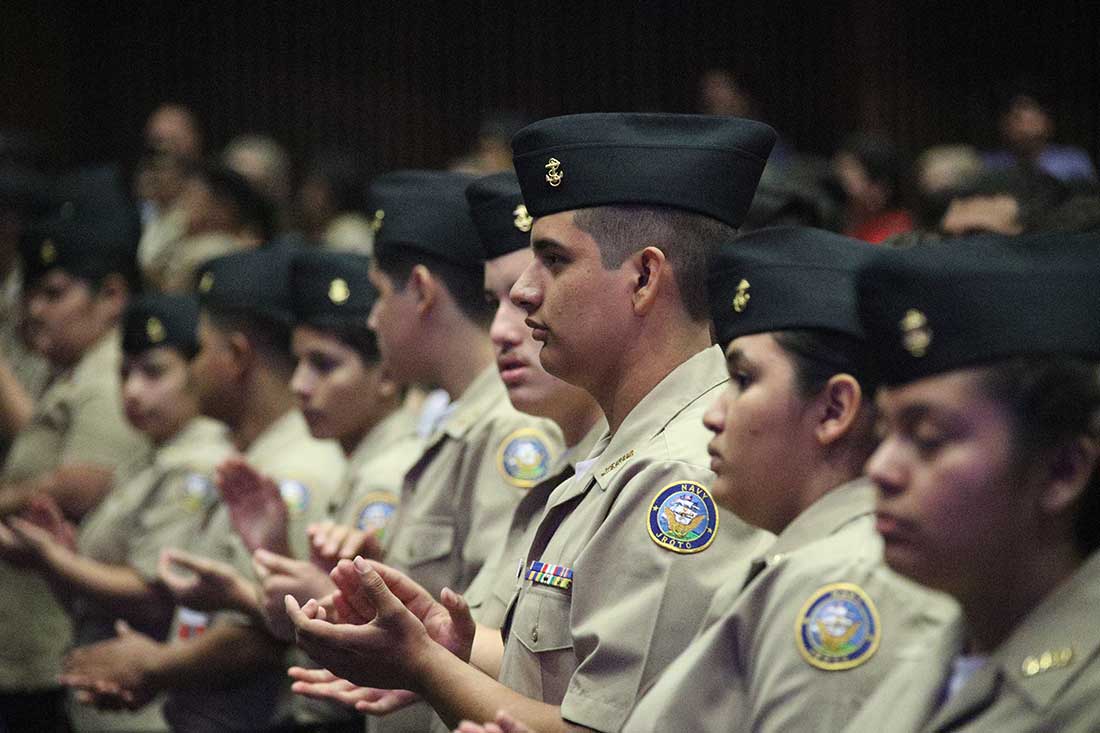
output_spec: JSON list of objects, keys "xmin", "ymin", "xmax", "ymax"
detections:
[
  {"xmin": 511, "ymin": 113, "xmax": 776, "ymax": 228},
  {"xmin": 465, "ymin": 172, "xmax": 532, "ymax": 260},
  {"xmin": 856, "ymin": 232, "xmax": 1100, "ymax": 386},
  {"xmin": 290, "ymin": 249, "xmax": 376, "ymax": 325},
  {"xmin": 709, "ymin": 227, "xmax": 877, "ymax": 348},
  {"xmin": 368, "ymin": 170, "xmax": 482, "ymax": 269},
  {"xmin": 195, "ymin": 248, "xmax": 293, "ymax": 324},
  {"xmin": 122, "ymin": 294, "xmax": 200, "ymax": 358}
]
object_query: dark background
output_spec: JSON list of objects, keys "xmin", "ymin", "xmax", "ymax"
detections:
[{"xmin": 4, "ymin": 0, "xmax": 1098, "ymax": 175}]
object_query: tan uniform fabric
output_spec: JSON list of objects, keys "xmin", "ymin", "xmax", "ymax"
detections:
[
  {"xmin": 843, "ymin": 549, "xmax": 1100, "ymax": 733},
  {"xmin": 370, "ymin": 365, "xmax": 562, "ymax": 733},
  {"xmin": 496, "ymin": 346, "xmax": 774, "ymax": 732},
  {"xmin": 161, "ymin": 410, "xmax": 345, "ymax": 733},
  {"xmin": 65, "ymin": 416, "xmax": 230, "ymax": 732},
  {"xmin": 155, "ymin": 231, "xmax": 243, "ymax": 294},
  {"xmin": 624, "ymin": 479, "xmax": 958, "ymax": 732},
  {"xmin": 138, "ymin": 204, "xmax": 188, "ymax": 292},
  {"xmin": 322, "ymin": 212, "xmax": 375, "ymax": 255},
  {"xmin": 0, "ymin": 332, "xmax": 149, "ymax": 692}
]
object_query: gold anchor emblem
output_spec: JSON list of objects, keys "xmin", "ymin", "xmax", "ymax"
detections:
[
  {"xmin": 370, "ymin": 209, "xmax": 385, "ymax": 233},
  {"xmin": 900, "ymin": 309, "xmax": 932, "ymax": 357},
  {"xmin": 329, "ymin": 278, "xmax": 350, "ymax": 305},
  {"xmin": 146, "ymin": 317, "xmax": 167, "ymax": 344},
  {"xmin": 198, "ymin": 272, "xmax": 214, "ymax": 293},
  {"xmin": 40, "ymin": 240, "xmax": 57, "ymax": 265},
  {"xmin": 513, "ymin": 204, "xmax": 533, "ymax": 233},
  {"xmin": 545, "ymin": 158, "xmax": 563, "ymax": 187},
  {"xmin": 732, "ymin": 279, "xmax": 751, "ymax": 313}
]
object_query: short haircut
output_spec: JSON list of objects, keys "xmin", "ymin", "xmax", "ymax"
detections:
[
  {"xmin": 374, "ymin": 249, "xmax": 493, "ymax": 328},
  {"xmin": 772, "ymin": 329, "xmax": 877, "ymax": 399},
  {"xmin": 300, "ymin": 316, "xmax": 380, "ymax": 365},
  {"xmin": 979, "ymin": 355, "xmax": 1100, "ymax": 555},
  {"xmin": 206, "ymin": 308, "xmax": 295, "ymax": 376},
  {"xmin": 573, "ymin": 205, "xmax": 736, "ymax": 321}
]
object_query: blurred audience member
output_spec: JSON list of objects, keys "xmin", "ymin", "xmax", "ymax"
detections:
[
  {"xmin": 939, "ymin": 167, "xmax": 1069, "ymax": 237},
  {"xmin": 985, "ymin": 89, "xmax": 1097, "ymax": 184},
  {"xmin": 223, "ymin": 134, "xmax": 294, "ymax": 231},
  {"xmin": 296, "ymin": 151, "xmax": 373, "ymax": 254},
  {"xmin": 833, "ymin": 132, "xmax": 913, "ymax": 243},
  {"xmin": 913, "ymin": 144, "xmax": 985, "ymax": 228}
]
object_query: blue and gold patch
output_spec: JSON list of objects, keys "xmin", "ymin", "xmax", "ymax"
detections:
[
  {"xmin": 180, "ymin": 474, "xmax": 216, "ymax": 513},
  {"xmin": 796, "ymin": 582, "xmax": 881, "ymax": 671},
  {"xmin": 647, "ymin": 481, "xmax": 718, "ymax": 554},
  {"xmin": 354, "ymin": 491, "xmax": 399, "ymax": 534},
  {"xmin": 497, "ymin": 428, "xmax": 553, "ymax": 488},
  {"xmin": 279, "ymin": 480, "xmax": 311, "ymax": 518}
]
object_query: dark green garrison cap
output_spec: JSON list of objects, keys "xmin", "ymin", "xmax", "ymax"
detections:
[
  {"xmin": 122, "ymin": 294, "xmax": 200, "ymax": 358},
  {"xmin": 195, "ymin": 248, "xmax": 294, "ymax": 324},
  {"xmin": 368, "ymin": 170, "xmax": 481, "ymax": 268},
  {"xmin": 465, "ymin": 171, "xmax": 532, "ymax": 260},
  {"xmin": 290, "ymin": 249, "xmax": 376, "ymax": 325}
]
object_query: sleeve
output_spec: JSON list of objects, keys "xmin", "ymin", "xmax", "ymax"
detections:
[
  {"xmin": 559, "ymin": 460, "xmax": 769, "ymax": 731},
  {"xmin": 60, "ymin": 376, "xmax": 146, "ymax": 471}
]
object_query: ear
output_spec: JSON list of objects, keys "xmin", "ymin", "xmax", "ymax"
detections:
[
  {"xmin": 813, "ymin": 374, "xmax": 863, "ymax": 447},
  {"xmin": 376, "ymin": 374, "xmax": 400, "ymax": 401},
  {"xmin": 1037, "ymin": 436, "xmax": 1099, "ymax": 516},
  {"xmin": 408, "ymin": 265, "xmax": 438, "ymax": 317},
  {"xmin": 630, "ymin": 246, "xmax": 668, "ymax": 316},
  {"xmin": 225, "ymin": 330, "xmax": 255, "ymax": 381}
]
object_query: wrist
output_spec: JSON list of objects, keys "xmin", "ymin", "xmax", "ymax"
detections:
[{"xmin": 408, "ymin": 635, "xmax": 453, "ymax": 693}]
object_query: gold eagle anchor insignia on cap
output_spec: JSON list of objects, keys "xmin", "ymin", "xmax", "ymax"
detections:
[
  {"xmin": 370, "ymin": 209, "xmax": 385, "ymax": 233},
  {"xmin": 900, "ymin": 309, "xmax": 932, "ymax": 357},
  {"xmin": 329, "ymin": 278, "xmax": 350, "ymax": 305},
  {"xmin": 513, "ymin": 204, "xmax": 533, "ymax": 233},
  {"xmin": 40, "ymin": 240, "xmax": 57, "ymax": 265},
  {"xmin": 732, "ymin": 279, "xmax": 751, "ymax": 313},
  {"xmin": 198, "ymin": 272, "xmax": 214, "ymax": 293},
  {"xmin": 146, "ymin": 317, "xmax": 167, "ymax": 344},
  {"xmin": 544, "ymin": 158, "xmax": 563, "ymax": 187}
]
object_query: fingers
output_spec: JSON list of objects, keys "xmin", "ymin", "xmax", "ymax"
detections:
[
  {"xmin": 440, "ymin": 587, "xmax": 475, "ymax": 637},
  {"xmin": 253, "ymin": 548, "xmax": 302, "ymax": 577},
  {"xmin": 355, "ymin": 688, "xmax": 419, "ymax": 715},
  {"xmin": 287, "ymin": 666, "xmax": 339, "ymax": 684},
  {"xmin": 494, "ymin": 711, "xmax": 534, "ymax": 733}
]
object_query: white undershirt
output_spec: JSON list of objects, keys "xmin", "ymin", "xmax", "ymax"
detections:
[{"xmin": 944, "ymin": 653, "xmax": 990, "ymax": 703}]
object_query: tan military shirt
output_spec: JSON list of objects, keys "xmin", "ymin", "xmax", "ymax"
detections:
[
  {"xmin": 624, "ymin": 479, "xmax": 958, "ymax": 732},
  {"xmin": 0, "ymin": 331, "xmax": 149, "ymax": 691},
  {"xmin": 161, "ymin": 410, "xmax": 345, "ymax": 733},
  {"xmin": 496, "ymin": 346, "xmax": 774, "ymax": 732},
  {"xmin": 370, "ymin": 366, "xmax": 562, "ymax": 733},
  {"xmin": 843, "ymin": 548, "xmax": 1100, "ymax": 733}
]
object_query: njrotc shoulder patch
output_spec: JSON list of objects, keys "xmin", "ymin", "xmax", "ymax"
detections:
[
  {"xmin": 180, "ymin": 473, "xmax": 216, "ymax": 513},
  {"xmin": 647, "ymin": 481, "xmax": 718, "ymax": 554},
  {"xmin": 497, "ymin": 428, "xmax": 553, "ymax": 488},
  {"xmin": 796, "ymin": 582, "xmax": 881, "ymax": 671},
  {"xmin": 354, "ymin": 490, "xmax": 399, "ymax": 534},
  {"xmin": 279, "ymin": 480, "xmax": 311, "ymax": 518}
]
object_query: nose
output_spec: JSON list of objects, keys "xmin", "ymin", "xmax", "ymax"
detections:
[
  {"xmin": 510, "ymin": 261, "xmax": 542, "ymax": 315},
  {"xmin": 489, "ymin": 299, "xmax": 524, "ymax": 352},
  {"xmin": 367, "ymin": 300, "xmax": 380, "ymax": 331},
  {"xmin": 865, "ymin": 437, "xmax": 907, "ymax": 498},
  {"xmin": 702, "ymin": 389, "xmax": 728, "ymax": 435},
  {"xmin": 27, "ymin": 293, "xmax": 46, "ymax": 320},
  {"xmin": 290, "ymin": 362, "xmax": 313, "ymax": 402}
]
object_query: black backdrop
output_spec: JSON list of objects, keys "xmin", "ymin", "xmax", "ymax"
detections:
[{"xmin": 4, "ymin": 0, "xmax": 1099, "ymax": 176}]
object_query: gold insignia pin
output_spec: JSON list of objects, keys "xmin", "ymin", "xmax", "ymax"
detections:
[
  {"xmin": 513, "ymin": 204, "xmax": 533, "ymax": 233},
  {"xmin": 545, "ymin": 158, "xmax": 563, "ymax": 187},
  {"xmin": 198, "ymin": 272, "xmax": 214, "ymax": 293},
  {"xmin": 1022, "ymin": 648, "xmax": 1073, "ymax": 677},
  {"xmin": 370, "ymin": 209, "xmax": 385, "ymax": 233},
  {"xmin": 329, "ymin": 278, "xmax": 350, "ymax": 305},
  {"xmin": 146, "ymin": 317, "xmax": 166, "ymax": 344},
  {"xmin": 900, "ymin": 308, "xmax": 932, "ymax": 358},
  {"xmin": 40, "ymin": 240, "xmax": 57, "ymax": 265},
  {"xmin": 732, "ymin": 279, "xmax": 751, "ymax": 313}
]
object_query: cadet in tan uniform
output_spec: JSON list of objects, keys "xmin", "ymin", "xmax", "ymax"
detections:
[
  {"xmin": 839, "ymin": 233, "xmax": 1100, "ymax": 732},
  {"xmin": 0, "ymin": 293, "xmax": 231, "ymax": 732},
  {"xmin": 63, "ymin": 249, "xmax": 344, "ymax": 732},
  {"xmin": 0, "ymin": 201, "xmax": 147, "ymax": 731},
  {"xmin": 286, "ymin": 113, "xmax": 776, "ymax": 733},
  {"xmin": 621, "ymin": 227, "xmax": 957, "ymax": 732}
]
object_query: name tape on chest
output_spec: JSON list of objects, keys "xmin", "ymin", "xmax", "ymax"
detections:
[
  {"xmin": 525, "ymin": 561, "xmax": 574, "ymax": 591},
  {"xmin": 647, "ymin": 481, "xmax": 719, "ymax": 554},
  {"xmin": 796, "ymin": 582, "xmax": 881, "ymax": 671},
  {"xmin": 497, "ymin": 428, "xmax": 554, "ymax": 488}
]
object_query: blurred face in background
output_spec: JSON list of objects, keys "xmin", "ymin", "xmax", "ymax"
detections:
[
  {"xmin": 25, "ymin": 270, "xmax": 123, "ymax": 367},
  {"xmin": 122, "ymin": 345, "xmax": 198, "ymax": 444}
]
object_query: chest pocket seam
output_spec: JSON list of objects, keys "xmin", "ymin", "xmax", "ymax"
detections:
[
  {"xmin": 402, "ymin": 521, "xmax": 455, "ymax": 566},
  {"xmin": 514, "ymin": 585, "xmax": 574, "ymax": 653}
]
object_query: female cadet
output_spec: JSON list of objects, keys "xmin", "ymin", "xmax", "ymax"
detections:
[
  {"xmin": 841, "ymin": 233, "xmax": 1100, "ymax": 732},
  {"xmin": 0, "ymin": 293, "xmax": 232, "ymax": 731}
]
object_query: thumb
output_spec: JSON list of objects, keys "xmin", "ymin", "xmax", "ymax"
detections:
[
  {"xmin": 440, "ymin": 587, "xmax": 474, "ymax": 632},
  {"xmin": 114, "ymin": 619, "xmax": 135, "ymax": 637},
  {"xmin": 352, "ymin": 556, "xmax": 404, "ymax": 620}
]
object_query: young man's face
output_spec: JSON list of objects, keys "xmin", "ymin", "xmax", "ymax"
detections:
[
  {"xmin": 189, "ymin": 313, "xmax": 240, "ymax": 423},
  {"xmin": 510, "ymin": 211, "xmax": 634, "ymax": 394},
  {"xmin": 24, "ymin": 270, "xmax": 116, "ymax": 366},
  {"xmin": 486, "ymin": 247, "xmax": 590, "ymax": 416},
  {"xmin": 366, "ymin": 262, "xmax": 424, "ymax": 385}
]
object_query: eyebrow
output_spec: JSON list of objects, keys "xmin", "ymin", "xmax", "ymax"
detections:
[{"xmin": 531, "ymin": 237, "xmax": 564, "ymax": 254}]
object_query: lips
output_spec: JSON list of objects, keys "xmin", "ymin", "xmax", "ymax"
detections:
[
  {"xmin": 874, "ymin": 511, "xmax": 910, "ymax": 540},
  {"xmin": 497, "ymin": 356, "xmax": 529, "ymax": 386},
  {"xmin": 525, "ymin": 317, "xmax": 549, "ymax": 342}
]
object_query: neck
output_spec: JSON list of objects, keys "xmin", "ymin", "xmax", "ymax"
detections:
[
  {"xmin": 596, "ymin": 318, "xmax": 712, "ymax": 433},
  {"xmin": 429, "ymin": 323, "xmax": 495, "ymax": 400},
  {"xmin": 553, "ymin": 397, "xmax": 604, "ymax": 448},
  {"xmin": 340, "ymin": 399, "xmax": 401, "ymax": 456},
  {"xmin": 228, "ymin": 369, "xmax": 295, "ymax": 452},
  {"xmin": 959, "ymin": 540, "xmax": 1082, "ymax": 653}
]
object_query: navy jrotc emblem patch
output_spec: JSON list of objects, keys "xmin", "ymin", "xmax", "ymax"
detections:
[
  {"xmin": 354, "ymin": 490, "xmax": 398, "ymax": 534},
  {"xmin": 497, "ymin": 428, "xmax": 553, "ymax": 488},
  {"xmin": 279, "ymin": 480, "xmax": 311, "ymax": 518},
  {"xmin": 180, "ymin": 473, "xmax": 216, "ymax": 512},
  {"xmin": 796, "ymin": 582, "xmax": 881, "ymax": 671},
  {"xmin": 647, "ymin": 481, "xmax": 718, "ymax": 554}
]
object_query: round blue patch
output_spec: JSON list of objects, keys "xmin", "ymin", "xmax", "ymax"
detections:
[
  {"xmin": 796, "ymin": 583, "xmax": 881, "ymax": 671},
  {"xmin": 355, "ymin": 491, "xmax": 398, "ymax": 533},
  {"xmin": 647, "ymin": 481, "xmax": 718, "ymax": 554},
  {"xmin": 497, "ymin": 429, "xmax": 553, "ymax": 488},
  {"xmin": 180, "ymin": 473, "xmax": 215, "ymax": 512},
  {"xmin": 279, "ymin": 480, "xmax": 311, "ymax": 518}
]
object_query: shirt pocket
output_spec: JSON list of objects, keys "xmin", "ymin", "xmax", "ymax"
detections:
[
  {"xmin": 400, "ymin": 521, "xmax": 455, "ymax": 567},
  {"xmin": 511, "ymin": 585, "xmax": 576, "ymax": 705}
]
